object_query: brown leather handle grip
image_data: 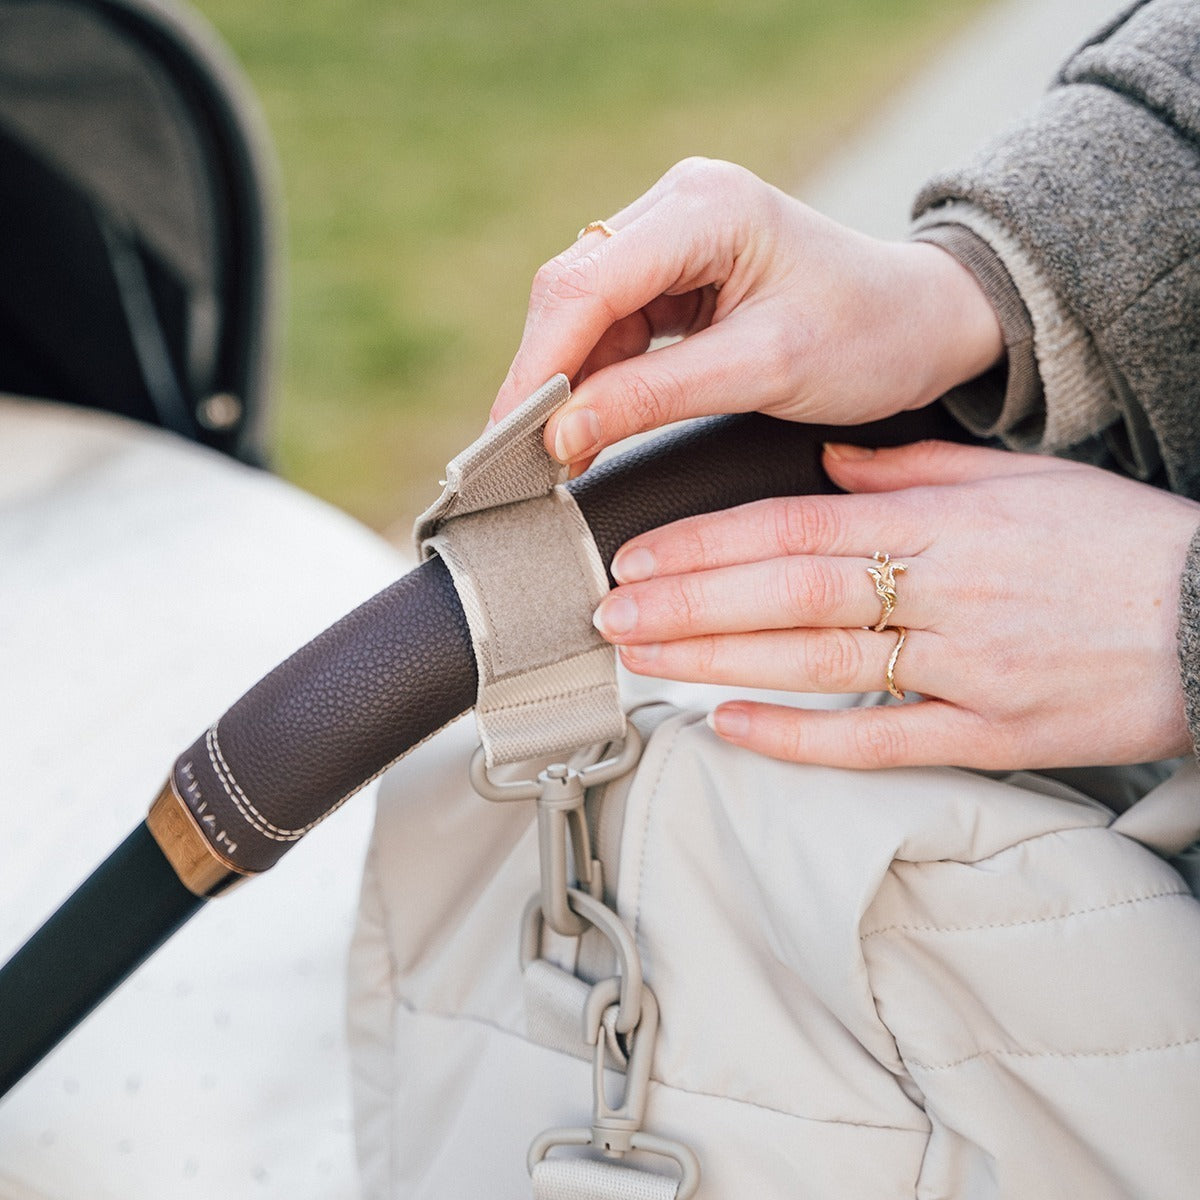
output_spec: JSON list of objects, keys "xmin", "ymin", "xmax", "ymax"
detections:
[{"xmin": 167, "ymin": 408, "xmax": 958, "ymax": 877}]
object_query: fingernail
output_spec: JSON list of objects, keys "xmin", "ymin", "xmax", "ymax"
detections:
[
  {"xmin": 612, "ymin": 546, "xmax": 656, "ymax": 583},
  {"xmin": 593, "ymin": 594, "xmax": 638, "ymax": 638},
  {"xmin": 553, "ymin": 407, "xmax": 601, "ymax": 463},
  {"xmin": 707, "ymin": 705, "xmax": 750, "ymax": 739},
  {"xmin": 823, "ymin": 442, "xmax": 875, "ymax": 462},
  {"xmin": 620, "ymin": 642, "xmax": 661, "ymax": 666}
]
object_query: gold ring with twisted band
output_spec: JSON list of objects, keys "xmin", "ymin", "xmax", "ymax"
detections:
[
  {"xmin": 577, "ymin": 219, "xmax": 616, "ymax": 239},
  {"xmin": 867, "ymin": 551, "xmax": 907, "ymax": 632},
  {"xmin": 885, "ymin": 627, "xmax": 908, "ymax": 701}
]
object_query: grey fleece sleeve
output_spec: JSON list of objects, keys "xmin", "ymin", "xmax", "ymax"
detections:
[
  {"xmin": 1179, "ymin": 526, "xmax": 1200, "ymax": 755},
  {"xmin": 912, "ymin": 0, "xmax": 1200, "ymax": 497},
  {"xmin": 913, "ymin": 204, "xmax": 1125, "ymax": 457},
  {"xmin": 910, "ymin": 0, "xmax": 1200, "ymax": 759},
  {"xmin": 911, "ymin": 219, "xmax": 1042, "ymax": 444}
]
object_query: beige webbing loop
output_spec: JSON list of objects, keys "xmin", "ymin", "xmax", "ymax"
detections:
[
  {"xmin": 531, "ymin": 1157, "xmax": 680, "ymax": 1200},
  {"xmin": 415, "ymin": 375, "xmax": 625, "ymax": 766}
]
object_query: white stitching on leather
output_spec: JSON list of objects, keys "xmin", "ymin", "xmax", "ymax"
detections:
[
  {"xmin": 205, "ymin": 709, "xmax": 474, "ymax": 853},
  {"xmin": 206, "ymin": 724, "xmax": 315, "ymax": 842}
]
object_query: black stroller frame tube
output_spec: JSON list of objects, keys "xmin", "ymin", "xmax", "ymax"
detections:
[{"xmin": 0, "ymin": 826, "xmax": 203, "ymax": 1095}]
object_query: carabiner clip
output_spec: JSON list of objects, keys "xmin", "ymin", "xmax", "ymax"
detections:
[
  {"xmin": 470, "ymin": 726, "xmax": 642, "ymax": 937},
  {"xmin": 468, "ymin": 725, "xmax": 642, "ymax": 804},
  {"xmin": 519, "ymin": 889, "xmax": 643, "ymax": 1035},
  {"xmin": 585, "ymin": 976, "xmax": 654, "ymax": 1152},
  {"xmin": 527, "ymin": 979, "xmax": 701, "ymax": 1199}
]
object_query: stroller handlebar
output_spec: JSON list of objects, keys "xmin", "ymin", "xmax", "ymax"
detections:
[
  {"xmin": 153, "ymin": 411, "xmax": 836, "ymax": 888},
  {"xmin": 1, "ymin": 406, "xmax": 955, "ymax": 1094},
  {"xmin": 154, "ymin": 407, "xmax": 951, "ymax": 891}
]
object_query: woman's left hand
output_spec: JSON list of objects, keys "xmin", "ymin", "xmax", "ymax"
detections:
[{"xmin": 592, "ymin": 440, "xmax": 1200, "ymax": 769}]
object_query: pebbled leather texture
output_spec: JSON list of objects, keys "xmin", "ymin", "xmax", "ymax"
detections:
[
  {"xmin": 171, "ymin": 407, "xmax": 964, "ymax": 875},
  {"xmin": 171, "ymin": 561, "xmax": 474, "ymax": 874},
  {"xmin": 572, "ymin": 408, "xmax": 963, "ymax": 573}
]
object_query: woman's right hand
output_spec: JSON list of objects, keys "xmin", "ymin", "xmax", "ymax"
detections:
[{"xmin": 491, "ymin": 157, "xmax": 1004, "ymax": 469}]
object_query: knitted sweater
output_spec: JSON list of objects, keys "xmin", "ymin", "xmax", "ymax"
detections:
[{"xmin": 908, "ymin": 0, "xmax": 1200, "ymax": 755}]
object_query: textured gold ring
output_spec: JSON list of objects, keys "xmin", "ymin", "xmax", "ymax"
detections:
[
  {"xmin": 577, "ymin": 219, "xmax": 616, "ymax": 239},
  {"xmin": 885, "ymin": 627, "xmax": 908, "ymax": 701},
  {"xmin": 867, "ymin": 551, "xmax": 908, "ymax": 631}
]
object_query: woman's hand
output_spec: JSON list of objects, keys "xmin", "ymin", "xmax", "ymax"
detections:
[
  {"xmin": 591, "ymin": 440, "xmax": 1200, "ymax": 770},
  {"xmin": 491, "ymin": 158, "xmax": 1003, "ymax": 469}
]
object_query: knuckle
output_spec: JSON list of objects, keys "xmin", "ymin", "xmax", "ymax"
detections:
[
  {"xmin": 548, "ymin": 256, "xmax": 600, "ymax": 306},
  {"xmin": 620, "ymin": 370, "xmax": 682, "ymax": 431},
  {"xmin": 692, "ymin": 635, "xmax": 720, "ymax": 678},
  {"xmin": 985, "ymin": 656, "xmax": 1036, "ymax": 720},
  {"xmin": 666, "ymin": 154, "xmax": 716, "ymax": 182},
  {"xmin": 531, "ymin": 252, "xmax": 570, "ymax": 296},
  {"xmin": 777, "ymin": 557, "xmax": 843, "ymax": 621},
  {"xmin": 707, "ymin": 159, "xmax": 747, "ymax": 194},
  {"xmin": 664, "ymin": 574, "xmax": 706, "ymax": 630},
  {"xmin": 531, "ymin": 251, "xmax": 606, "ymax": 313},
  {"xmin": 665, "ymin": 158, "xmax": 758, "ymax": 222},
  {"xmin": 676, "ymin": 518, "xmax": 716, "ymax": 571},
  {"xmin": 667, "ymin": 155, "xmax": 728, "ymax": 191},
  {"xmin": 800, "ymin": 630, "xmax": 861, "ymax": 691},
  {"xmin": 770, "ymin": 496, "xmax": 841, "ymax": 554},
  {"xmin": 852, "ymin": 714, "xmax": 909, "ymax": 769},
  {"xmin": 774, "ymin": 714, "xmax": 812, "ymax": 763},
  {"xmin": 758, "ymin": 316, "xmax": 810, "ymax": 394}
]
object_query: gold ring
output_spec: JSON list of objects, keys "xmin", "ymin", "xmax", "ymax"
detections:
[
  {"xmin": 577, "ymin": 219, "xmax": 616, "ymax": 239},
  {"xmin": 867, "ymin": 551, "xmax": 907, "ymax": 631},
  {"xmin": 885, "ymin": 627, "xmax": 907, "ymax": 701}
]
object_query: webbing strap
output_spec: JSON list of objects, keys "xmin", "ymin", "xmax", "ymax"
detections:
[
  {"xmin": 523, "ymin": 958, "xmax": 628, "ymax": 1068},
  {"xmin": 531, "ymin": 1158, "xmax": 680, "ymax": 1200},
  {"xmin": 414, "ymin": 375, "xmax": 625, "ymax": 766}
]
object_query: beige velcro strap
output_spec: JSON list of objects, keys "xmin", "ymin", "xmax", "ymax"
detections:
[{"xmin": 415, "ymin": 375, "xmax": 625, "ymax": 766}]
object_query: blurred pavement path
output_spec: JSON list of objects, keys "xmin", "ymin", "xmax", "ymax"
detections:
[{"xmin": 799, "ymin": 0, "xmax": 1126, "ymax": 237}]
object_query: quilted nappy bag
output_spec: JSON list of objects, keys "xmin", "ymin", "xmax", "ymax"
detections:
[{"xmin": 348, "ymin": 381, "xmax": 1200, "ymax": 1199}]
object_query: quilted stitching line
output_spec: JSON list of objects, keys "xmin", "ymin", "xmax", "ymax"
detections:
[
  {"xmin": 860, "ymin": 887, "xmax": 1192, "ymax": 941},
  {"xmin": 630, "ymin": 719, "xmax": 685, "ymax": 943},
  {"xmin": 907, "ymin": 1033, "xmax": 1200, "ymax": 1073}
]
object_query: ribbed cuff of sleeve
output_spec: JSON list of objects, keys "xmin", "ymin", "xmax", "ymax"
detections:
[
  {"xmin": 910, "ymin": 221, "xmax": 1040, "ymax": 442},
  {"xmin": 911, "ymin": 200, "xmax": 1122, "ymax": 455},
  {"xmin": 1177, "ymin": 524, "xmax": 1200, "ymax": 762}
]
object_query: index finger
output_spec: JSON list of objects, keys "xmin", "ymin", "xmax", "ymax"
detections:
[
  {"xmin": 611, "ymin": 492, "xmax": 932, "ymax": 583},
  {"xmin": 491, "ymin": 158, "xmax": 753, "ymax": 426},
  {"xmin": 492, "ymin": 225, "xmax": 713, "ymax": 425},
  {"xmin": 489, "ymin": 185, "xmax": 665, "ymax": 423}
]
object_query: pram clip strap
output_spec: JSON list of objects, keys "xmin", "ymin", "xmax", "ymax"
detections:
[{"xmin": 416, "ymin": 374, "xmax": 626, "ymax": 766}]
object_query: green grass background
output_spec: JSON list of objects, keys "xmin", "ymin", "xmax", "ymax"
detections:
[{"xmin": 192, "ymin": 0, "xmax": 990, "ymax": 535}]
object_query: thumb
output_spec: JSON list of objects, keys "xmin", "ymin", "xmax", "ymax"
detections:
[{"xmin": 821, "ymin": 438, "xmax": 1060, "ymax": 493}]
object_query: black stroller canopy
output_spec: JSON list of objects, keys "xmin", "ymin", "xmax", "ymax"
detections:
[{"xmin": 0, "ymin": 0, "xmax": 276, "ymax": 463}]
